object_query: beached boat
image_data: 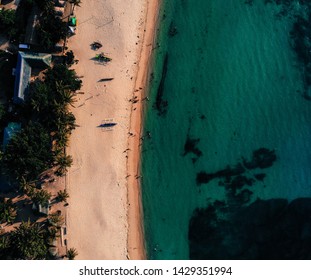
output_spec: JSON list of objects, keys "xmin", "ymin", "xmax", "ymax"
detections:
[
  {"xmin": 95, "ymin": 53, "xmax": 112, "ymax": 62},
  {"xmin": 99, "ymin": 122, "xmax": 117, "ymax": 127},
  {"xmin": 92, "ymin": 41, "xmax": 103, "ymax": 50}
]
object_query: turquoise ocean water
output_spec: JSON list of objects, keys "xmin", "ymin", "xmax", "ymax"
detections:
[{"xmin": 141, "ymin": 0, "xmax": 311, "ymax": 259}]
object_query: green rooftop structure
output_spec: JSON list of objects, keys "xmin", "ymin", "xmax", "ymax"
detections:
[
  {"xmin": 3, "ymin": 122, "xmax": 21, "ymax": 148},
  {"xmin": 69, "ymin": 16, "xmax": 77, "ymax": 26},
  {"xmin": 13, "ymin": 51, "xmax": 52, "ymax": 104}
]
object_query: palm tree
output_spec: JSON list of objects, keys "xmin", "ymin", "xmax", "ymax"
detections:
[
  {"xmin": 47, "ymin": 225, "xmax": 60, "ymax": 240},
  {"xmin": 57, "ymin": 112, "xmax": 76, "ymax": 136},
  {"xmin": 69, "ymin": 0, "xmax": 82, "ymax": 14},
  {"xmin": 55, "ymin": 154, "xmax": 73, "ymax": 176},
  {"xmin": 0, "ymin": 235, "xmax": 10, "ymax": 259},
  {"xmin": 61, "ymin": 90, "xmax": 76, "ymax": 107},
  {"xmin": 55, "ymin": 81, "xmax": 76, "ymax": 107},
  {"xmin": 0, "ymin": 235, "xmax": 10, "ymax": 250},
  {"xmin": 48, "ymin": 212, "xmax": 64, "ymax": 228},
  {"xmin": 57, "ymin": 189, "xmax": 69, "ymax": 203},
  {"xmin": 67, "ymin": 247, "xmax": 78, "ymax": 260},
  {"xmin": 53, "ymin": 110, "xmax": 76, "ymax": 135},
  {"xmin": 30, "ymin": 82, "xmax": 49, "ymax": 112},
  {"xmin": 30, "ymin": 189, "xmax": 51, "ymax": 205},
  {"xmin": 19, "ymin": 176, "xmax": 36, "ymax": 196},
  {"xmin": 65, "ymin": 50, "xmax": 75, "ymax": 66},
  {"xmin": 10, "ymin": 221, "xmax": 47, "ymax": 259},
  {"xmin": 55, "ymin": 129, "xmax": 70, "ymax": 149},
  {"xmin": 2, "ymin": 122, "xmax": 54, "ymax": 183},
  {"xmin": 0, "ymin": 198, "xmax": 17, "ymax": 224}
]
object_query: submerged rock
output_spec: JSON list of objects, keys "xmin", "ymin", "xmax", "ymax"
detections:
[
  {"xmin": 183, "ymin": 136, "xmax": 202, "ymax": 158},
  {"xmin": 243, "ymin": 148, "xmax": 276, "ymax": 169},
  {"xmin": 196, "ymin": 163, "xmax": 245, "ymax": 185},
  {"xmin": 168, "ymin": 22, "xmax": 178, "ymax": 37},
  {"xmin": 196, "ymin": 148, "xmax": 276, "ymax": 185}
]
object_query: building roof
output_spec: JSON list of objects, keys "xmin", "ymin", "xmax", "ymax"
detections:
[
  {"xmin": 13, "ymin": 51, "xmax": 52, "ymax": 104},
  {"xmin": 2, "ymin": 122, "xmax": 21, "ymax": 148},
  {"xmin": 32, "ymin": 200, "xmax": 50, "ymax": 216}
]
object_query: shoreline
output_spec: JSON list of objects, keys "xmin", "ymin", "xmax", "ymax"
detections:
[{"xmin": 126, "ymin": 0, "xmax": 161, "ymax": 260}]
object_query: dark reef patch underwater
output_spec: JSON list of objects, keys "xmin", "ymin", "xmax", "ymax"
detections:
[{"xmin": 189, "ymin": 198, "xmax": 311, "ymax": 259}]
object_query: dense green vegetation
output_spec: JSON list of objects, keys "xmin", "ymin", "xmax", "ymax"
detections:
[
  {"xmin": 0, "ymin": 0, "xmax": 68, "ymax": 49},
  {"xmin": 2, "ymin": 65, "xmax": 81, "ymax": 184},
  {"xmin": 10, "ymin": 221, "xmax": 47, "ymax": 259},
  {"xmin": 0, "ymin": 0, "xmax": 34, "ymax": 41},
  {"xmin": 0, "ymin": 8, "xmax": 16, "ymax": 38},
  {"xmin": 0, "ymin": 221, "xmax": 47, "ymax": 259},
  {"xmin": 0, "ymin": 0, "xmax": 82, "ymax": 260},
  {"xmin": 0, "ymin": 198, "xmax": 16, "ymax": 224},
  {"xmin": 30, "ymin": 189, "xmax": 52, "ymax": 205},
  {"xmin": 2, "ymin": 122, "xmax": 54, "ymax": 182},
  {"xmin": 36, "ymin": 0, "xmax": 68, "ymax": 49},
  {"xmin": 30, "ymin": 64, "xmax": 80, "ymax": 151},
  {"xmin": 0, "ymin": 64, "xmax": 81, "ymax": 259}
]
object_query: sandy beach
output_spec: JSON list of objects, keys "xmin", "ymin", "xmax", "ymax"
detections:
[{"xmin": 66, "ymin": 0, "xmax": 160, "ymax": 259}]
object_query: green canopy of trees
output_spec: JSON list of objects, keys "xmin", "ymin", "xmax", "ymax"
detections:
[
  {"xmin": 8, "ymin": 221, "xmax": 48, "ymax": 259},
  {"xmin": 2, "ymin": 64, "xmax": 81, "ymax": 186},
  {"xmin": 30, "ymin": 65, "xmax": 80, "ymax": 148},
  {"xmin": 36, "ymin": 2, "xmax": 68, "ymax": 49},
  {"xmin": 2, "ymin": 122, "xmax": 53, "ymax": 182},
  {"xmin": 0, "ymin": 198, "xmax": 17, "ymax": 225},
  {"xmin": 0, "ymin": 0, "xmax": 34, "ymax": 40},
  {"xmin": 45, "ymin": 64, "xmax": 82, "ymax": 92},
  {"xmin": 0, "ymin": 9, "xmax": 17, "ymax": 38},
  {"xmin": 30, "ymin": 189, "xmax": 51, "ymax": 205}
]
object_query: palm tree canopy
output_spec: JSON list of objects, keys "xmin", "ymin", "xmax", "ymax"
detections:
[
  {"xmin": 67, "ymin": 247, "xmax": 78, "ymax": 260},
  {"xmin": 2, "ymin": 122, "xmax": 53, "ymax": 182},
  {"xmin": 10, "ymin": 221, "xmax": 48, "ymax": 259},
  {"xmin": 0, "ymin": 198, "xmax": 17, "ymax": 224}
]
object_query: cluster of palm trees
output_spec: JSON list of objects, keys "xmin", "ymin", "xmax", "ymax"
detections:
[
  {"xmin": 0, "ymin": 0, "xmax": 85, "ymax": 260},
  {"xmin": 2, "ymin": 63, "xmax": 81, "ymax": 184},
  {"xmin": 34, "ymin": 0, "xmax": 82, "ymax": 50},
  {"xmin": 2, "ymin": 122, "xmax": 54, "ymax": 183},
  {"xmin": 0, "ymin": 7, "xmax": 17, "ymax": 39},
  {"xmin": 0, "ymin": 56, "xmax": 82, "ymax": 259},
  {"xmin": 28, "ymin": 64, "xmax": 81, "ymax": 178},
  {"xmin": 34, "ymin": 0, "xmax": 67, "ymax": 50},
  {"xmin": 0, "ymin": 221, "xmax": 47, "ymax": 259},
  {"xmin": 0, "ymin": 216, "xmax": 78, "ymax": 259}
]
